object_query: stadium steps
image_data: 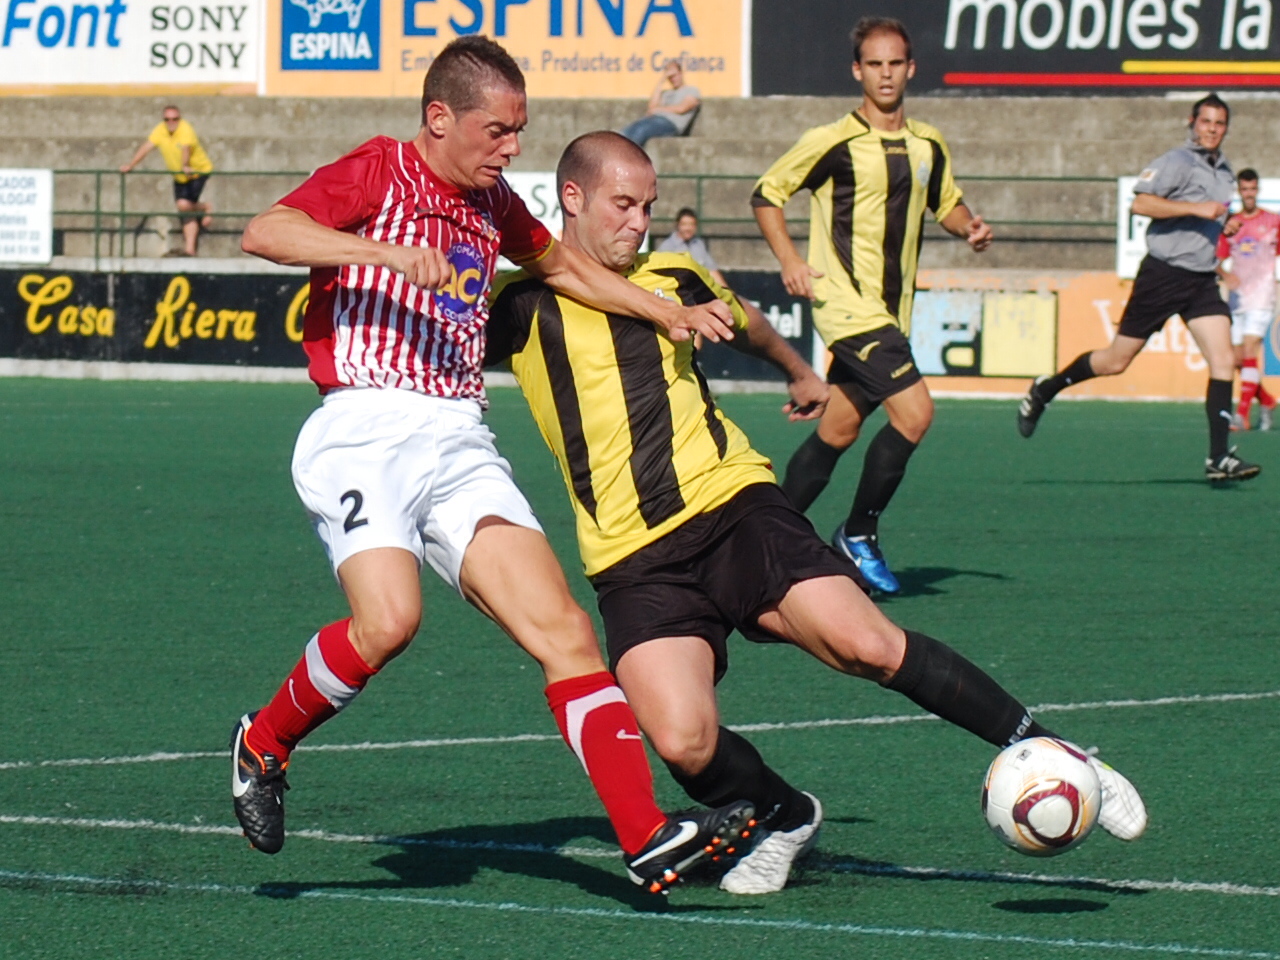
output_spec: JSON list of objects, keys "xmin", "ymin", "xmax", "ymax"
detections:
[{"xmin": 3, "ymin": 95, "xmax": 1274, "ymax": 267}]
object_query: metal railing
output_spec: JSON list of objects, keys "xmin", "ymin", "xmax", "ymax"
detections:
[
  {"xmin": 49, "ymin": 168, "xmax": 1120, "ymax": 267},
  {"xmin": 655, "ymin": 172, "xmax": 1118, "ymax": 233},
  {"xmin": 52, "ymin": 168, "xmax": 311, "ymax": 265}
]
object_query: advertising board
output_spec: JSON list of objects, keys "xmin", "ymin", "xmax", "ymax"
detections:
[
  {"xmin": 0, "ymin": 0, "xmax": 261, "ymax": 90},
  {"xmin": 265, "ymin": 0, "xmax": 748, "ymax": 97},
  {"xmin": 0, "ymin": 170, "xmax": 53, "ymax": 265},
  {"xmin": 4, "ymin": 264, "xmax": 1274, "ymax": 402},
  {"xmin": 0, "ymin": 267, "xmax": 308, "ymax": 366},
  {"xmin": 0, "ymin": 266, "xmax": 810, "ymax": 383},
  {"xmin": 752, "ymin": 0, "xmax": 1280, "ymax": 95}
]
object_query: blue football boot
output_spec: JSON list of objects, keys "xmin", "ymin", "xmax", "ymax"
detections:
[{"xmin": 832, "ymin": 525, "xmax": 901, "ymax": 595}]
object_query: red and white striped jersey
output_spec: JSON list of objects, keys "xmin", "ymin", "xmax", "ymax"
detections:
[{"xmin": 279, "ymin": 136, "xmax": 553, "ymax": 402}]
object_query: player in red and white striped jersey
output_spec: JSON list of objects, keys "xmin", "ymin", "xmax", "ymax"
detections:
[{"xmin": 230, "ymin": 36, "xmax": 753, "ymax": 893}]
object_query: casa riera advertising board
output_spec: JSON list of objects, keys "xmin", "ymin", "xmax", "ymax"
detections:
[
  {"xmin": 266, "ymin": 0, "xmax": 749, "ymax": 97},
  {"xmin": 0, "ymin": 0, "xmax": 262, "ymax": 91}
]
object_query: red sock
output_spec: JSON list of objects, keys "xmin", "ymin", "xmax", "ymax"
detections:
[
  {"xmin": 545, "ymin": 672, "xmax": 666, "ymax": 855},
  {"xmin": 247, "ymin": 618, "xmax": 377, "ymax": 762},
  {"xmin": 1239, "ymin": 359, "xmax": 1262, "ymax": 417},
  {"xmin": 1258, "ymin": 382, "xmax": 1276, "ymax": 408}
]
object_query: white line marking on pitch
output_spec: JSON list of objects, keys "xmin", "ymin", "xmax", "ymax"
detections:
[
  {"xmin": 2, "ymin": 689, "xmax": 1276, "ymax": 773},
  {"xmin": 3, "ymin": 813, "xmax": 1278, "ymax": 900},
  {"xmin": 0, "ymin": 868, "xmax": 1275, "ymax": 958}
]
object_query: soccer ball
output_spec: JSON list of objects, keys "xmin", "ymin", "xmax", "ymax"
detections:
[{"xmin": 981, "ymin": 737, "xmax": 1101, "ymax": 857}]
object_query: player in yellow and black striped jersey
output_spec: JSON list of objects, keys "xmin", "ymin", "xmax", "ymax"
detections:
[
  {"xmin": 487, "ymin": 251, "xmax": 783, "ymax": 577},
  {"xmin": 753, "ymin": 16, "xmax": 993, "ymax": 595},
  {"xmin": 486, "ymin": 131, "xmax": 1148, "ymax": 895}
]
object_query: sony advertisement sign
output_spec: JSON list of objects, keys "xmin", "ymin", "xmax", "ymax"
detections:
[
  {"xmin": 753, "ymin": 0, "xmax": 1280, "ymax": 95},
  {"xmin": 0, "ymin": 0, "xmax": 261, "ymax": 87}
]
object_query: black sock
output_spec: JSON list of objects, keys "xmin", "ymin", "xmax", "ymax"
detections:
[
  {"xmin": 1037, "ymin": 352, "xmax": 1097, "ymax": 403},
  {"xmin": 665, "ymin": 727, "xmax": 814, "ymax": 831},
  {"xmin": 1207, "ymin": 378, "xmax": 1233, "ymax": 460},
  {"xmin": 845, "ymin": 424, "xmax": 918, "ymax": 538},
  {"xmin": 883, "ymin": 631, "xmax": 1056, "ymax": 747},
  {"xmin": 781, "ymin": 432, "xmax": 843, "ymax": 511}
]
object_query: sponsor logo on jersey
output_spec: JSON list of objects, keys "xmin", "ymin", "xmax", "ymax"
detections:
[
  {"xmin": 282, "ymin": 0, "xmax": 379, "ymax": 70},
  {"xmin": 435, "ymin": 242, "xmax": 486, "ymax": 322}
]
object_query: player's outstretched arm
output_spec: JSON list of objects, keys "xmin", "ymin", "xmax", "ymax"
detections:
[
  {"xmin": 1132, "ymin": 193, "xmax": 1226, "ymax": 221},
  {"xmin": 940, "ymin": 204, "xmax": 993, "ymax": 252},
  {"xmin": 733, "ymin": 297, "xmax": 829, "ymax": 421},
  {"xmin": 754, "ymin": 204, "xmax": 822, "ymax": 299},
  {"xmin": 527, "ymin": 241, "xmax": 735, "ymax": 343},
  {"xmin": 242, "ymin": 204, "xmax": 451, "ymax": 288}
]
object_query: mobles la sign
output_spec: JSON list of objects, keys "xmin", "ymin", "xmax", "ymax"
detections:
[{"xmin": 937, "ymin": 0, "xmax": 1278, "ymax": 88}]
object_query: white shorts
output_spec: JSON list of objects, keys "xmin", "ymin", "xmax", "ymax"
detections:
[
  {"xmin": 1231, "ymin": 308, "xmax": 1274, "ymax": 345},
  {"xmin": 291, "ymin": 387, "xmax": 542, "ymax": 593}
]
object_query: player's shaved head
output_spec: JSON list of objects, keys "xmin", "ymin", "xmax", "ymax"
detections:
[
  {"xmin": 422, "ymin": 36, "xmax": 525, "ymax": 120},
  {"xmin": 558, "ymin": 132, "xmax": 656, "ymax": 271},
  {"xmin": 556, "ymin": 131, "xmax": 652, "ymax": 202}
]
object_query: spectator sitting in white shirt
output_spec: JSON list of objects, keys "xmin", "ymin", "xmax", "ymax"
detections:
[
  {"xmin": 658, "ymin": 208, "xmax": 727, "ymax": 287},
  {"xmin": 620, "ymin": 61, "xmax": 701, "ymax": 148}
]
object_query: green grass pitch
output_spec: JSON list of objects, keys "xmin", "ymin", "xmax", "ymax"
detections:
[{"xmin": 1, "ymin": 378, "xmax": 1277, "ymax": 960}]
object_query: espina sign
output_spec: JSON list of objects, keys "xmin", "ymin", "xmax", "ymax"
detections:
[
  {"xmin": 752, "ymin": 0, "xmax": 1280, "ymax": 94},
  {"xmin": 266, "ymin": 0, "xmax": 747, "ymax": 97},
  {"xmin": 0, "ymin": 270, "xmax": 310, "ymax": 367}
]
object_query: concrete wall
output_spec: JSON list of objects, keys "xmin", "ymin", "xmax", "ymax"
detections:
[{"xmin": 3, "ymin": 94, "xmax": 1275, "ymax": 265}]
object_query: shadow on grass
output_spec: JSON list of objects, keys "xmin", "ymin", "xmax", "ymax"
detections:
[
  {"xmin": 806, "ymin": 854, "xmax": 1147, "ymax": 898},
  {"xmin": 251, "ymin": 815, "xmax": 751, "ymax": 912},
  {"xmin": 994, "ymin": 897, "xmax": 1109, "ymax": 914},
  {"xmin": 887, "ymin": 566, "xmax": 1011, "ymax": 597}
]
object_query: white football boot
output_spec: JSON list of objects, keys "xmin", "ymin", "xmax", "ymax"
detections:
[
  {"xmin": 720, "ymin": 793, "xmax": 823, "ymax": 895},
  {"xmin": 1086, "ymin": 749, "xmax": 1148, "ymax": 841}
]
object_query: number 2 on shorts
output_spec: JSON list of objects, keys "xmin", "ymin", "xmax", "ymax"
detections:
[{"xmin": 340, "ymin": 490, "xmax": 369, "ymax": 533}]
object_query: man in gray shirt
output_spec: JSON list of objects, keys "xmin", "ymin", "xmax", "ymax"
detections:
[
  {"xmin": 620, "ymin": 60, "xmax": 700, "ymax": 148},
  {"xmin": 657, "ymin": 207, "xmax": 728, "ymax": 286},
  {"xmin": 1018, "ymin": 94, "xmax": 1259, "ymax": 482}
]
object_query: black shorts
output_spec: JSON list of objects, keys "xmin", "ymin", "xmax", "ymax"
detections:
[
  {"xmin": 173, "ymin": 175, "xmax": 209, "ymax": 204},
  {"xmin": 1117, "ymin": 255, "xmax": 1229, "ymax": 340},
  {"xmin": 589, "ymin": 483, "xmax": 864, "ymax": 683},
  {"xmin": 826, "ymin": 324, "xmax": 924, "ymax": 405}
]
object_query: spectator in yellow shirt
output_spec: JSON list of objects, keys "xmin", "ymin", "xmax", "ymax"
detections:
[{"xmin": 120, "ymin": 105, "xmax": 214, "ymax": 256}]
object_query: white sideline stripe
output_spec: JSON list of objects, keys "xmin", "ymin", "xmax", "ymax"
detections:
[
  {"xmin": 3, "ymin": 688, "xmax": 1276, "ymax": 774},
  {"xmin": 3, "ymin": 813, "xmax": 1279, "ymax": 900},
  {"xmin": 0, "ymin": 735, "xmax": 560, "ymax": 772},
  {"xmin": 0, "ymin": 868, "xmax": 1275, "ymax": 958},
  {"xmin": 734, "ymin": 689, "xmax": 1280, "ymax": 732}
]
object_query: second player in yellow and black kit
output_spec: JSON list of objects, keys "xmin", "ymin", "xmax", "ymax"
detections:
[
  {"xmin": 486, "ymin": 250, "xmax": 858, "ymax": 677},
  {"xmin": 751, "ymin": 110, "xmax": 961, "ymax": 352},
  {"xmin": 751, "ymin": 16, "xmax": 992, "ymax": 595}
]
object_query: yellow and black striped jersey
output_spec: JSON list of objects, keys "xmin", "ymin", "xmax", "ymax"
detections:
[
  {"xmin": 753, "ymin": 112, "xmax": 962, "ymax": 343},
  {"xmin": 486, "ymin": 252, "xmax": 777, "ymax": 576}
]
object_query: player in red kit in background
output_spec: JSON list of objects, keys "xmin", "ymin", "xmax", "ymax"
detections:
[
  {"xmin": 1216, "ymin": 168, "xmax": 1280, "ymax": 431},
  {"xmin": 232, "ymin": 36, "xmax": 752, "ymax": 895}
]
